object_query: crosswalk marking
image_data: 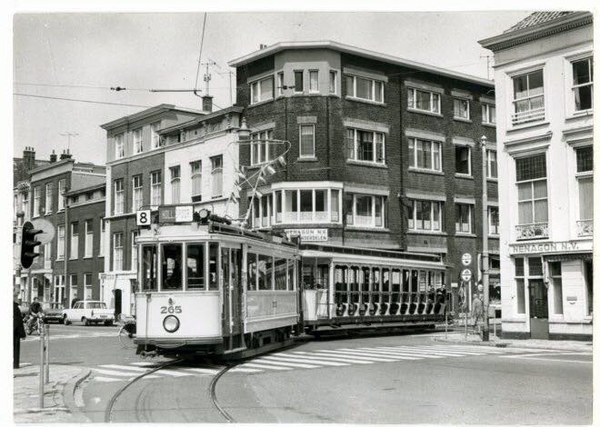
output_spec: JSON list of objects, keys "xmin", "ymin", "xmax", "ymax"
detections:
[
  {"xmin": 270, "ymin": 354, "xmax": 350, "ymax": 366},
  {"xmin": 292, "ymin": 351, "xmax": 374, "ymax": 364},
  {"xmin": 100, "ymin": 364, "xmax": 192, "ymax": 377},
  {"xmin": 94, "ymin": 376, "xmax": 123, "ymax": 382},
  {"xmin": 242, "ymin": 362, "xmax": 292, "ymax": 371},
  {"xmin": 377, "ymin": 346, "xmax": 472, "ymax": 357},
  {"xmin": 340, "ymin": 349, "xmax": 420, "ymax": 360},
  {"xmin": 364, "ymin": 348, "xmax": 444, "ymax": 358},
  {"xmin": 229, "ymin": 367, "xmax": 264, "ymax": 373},
  {"xmin": 249, "ymin": 358, "xmax": 320, "ymax": 369},
  {"xmin": 180, "ymin": 367, "xmax": 221, "ymax": 374},
  {"xmin": 315, "ymin": 349, "xmax": 399, "ymax": 362}
]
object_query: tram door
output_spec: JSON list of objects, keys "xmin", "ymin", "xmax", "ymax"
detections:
[{"xmin": 221, "ymin": 246, "xmax": 243, "ymax": 337}]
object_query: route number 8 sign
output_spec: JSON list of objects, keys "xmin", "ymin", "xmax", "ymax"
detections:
[{"xmin": 136, "ymin": 209, "xmax": 151, "ymax": 226}]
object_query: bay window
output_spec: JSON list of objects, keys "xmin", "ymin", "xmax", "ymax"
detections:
[
  {"xmin": 406, "ymin": 199, "xmax": 443, "ymax": 232},
  {"xmin": 572, "ymin": 57, "xmax": 593, "ymax": 112},
  {"xmin": 345, "ymin": 194, "xmax": 387, "ymax": 229},
  {"xmin": 250, "ymin": 75, "xmax": 274, "ymax": 104},
  {"xmin": 294, "ymin": 71, "xmax": 304, "ymax": 93},
  {"xmin": 251, "ymin": 130, "xmax": 274, "ymax": 165},
  {"xmin": 408, "ymin": 138, "xmax": 442, "ymax": 172},
  {"xmin": 329, "ymin": 70, "xmax": 337, "ymax": 94},
  {"xmin": 512, "ymin": 69, "xmax": 544, "ymax": 125},
  {"xmin": 408, "ymin": 88, "xmax": 440, "ymax": 114},
  {"xmin": 346, "ymin": 128, "xmax": 385, "ymax": 164},
  {"xmin": 345, "ymin": 75, "xmax": 384, "ymax": 103},
  {"xmin": 277, "ymin": 72, "xmax": 284, "ymax": 96},
  {"xmin": 309, "ymin": 70, "xmax": 319, "ymax": 92}
]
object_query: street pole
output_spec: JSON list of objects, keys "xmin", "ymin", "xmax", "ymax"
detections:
[
  {"xmin": 480, "ymin": 135, "xmax": 490, "ymax": 342},
  {"xmin": 38, "ymin": 325, "xmax": 45, "ymax": 408}
]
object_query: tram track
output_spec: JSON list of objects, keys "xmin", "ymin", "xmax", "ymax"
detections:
[{"xmin": 103, "ymin": 358, "xmax": 237, "ymax": 423}]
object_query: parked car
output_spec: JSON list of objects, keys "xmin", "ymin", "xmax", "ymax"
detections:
[
  {"xmin": 62, "ymin": 300, "xmax": 115, "ymax": 326},
  {"xmin": 42, "ymin": 302, "xmax": 65, "ymax": 323}
]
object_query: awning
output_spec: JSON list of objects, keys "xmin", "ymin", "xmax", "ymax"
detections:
[{"xmin": 544, "ymin": 252, "xmax": 593, "ymax": 262}]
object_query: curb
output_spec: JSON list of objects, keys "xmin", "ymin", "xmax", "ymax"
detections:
[
  {"xmin": 432, "ymin": 336, "xmax": 592, "ymax": 351},
  {"xmin": 62, "ymin": 368, "xmax": 92, "ymax": 423}
]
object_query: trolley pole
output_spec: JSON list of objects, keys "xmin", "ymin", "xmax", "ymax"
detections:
[{"xmin": 480, "ymin": 135, "xmax": 490, "ymax": 342}]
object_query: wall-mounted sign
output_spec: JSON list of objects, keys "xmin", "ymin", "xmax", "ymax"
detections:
[
  {"xmin": 136, "ymin": 210, "xmax": 151, "ymax": 226},
  {"xmin": 460, "ymin": 268, "xmax": 472, "ymax": 282},
  {"xmin": 158, "ymin": 205, "xmax": 194, "ymax": 223},
  {"xmin": 509, "ymin": 240, "xmax": 586, "ymax": 255},
  {"xmin": 461, "ymin": 253, "xmax": 472, "ymax": 266},
  {"xmin": 284, "ymin": 228, "xmax": 328, "ymax": 242}
]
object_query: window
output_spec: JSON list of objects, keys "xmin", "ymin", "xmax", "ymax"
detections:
[
  {"xmin": 271, "ymin": 188, "xmax": 340, "ymax": 224},
  {"xmin": 488, "ymin": 206, "xmax": 499, "ymax": 236},
  {"xmin": 309, "ymin": 70, "xmax": 319, "ymax": 92},
  {"xmin": 133, "ymin": 128, "xmax": 143, "ymax": 154},
  {"xmin": 250, "ymin": 130, "xmax": 273, "ymax": 165},
  {"xmin": 115, "ymin": 133, "xmax": 125, "ymax": 159},
  {"xmin": 516, "ymin": 154, "xmax": 548, "ymax": 230},
  {"xmin": 408, "ymin": 138, "xmax": 442, "ymax": 172},
  {"xmin": 113, "ymin": 233, "xmax": 123, "ymax": 270},
  {"xmin": 406, "ymin": 199, "xmax": 443, "ymax": 232},
  {"xmin": 114, "ymin": 179, "xmax": 124, "ymax": 214},
  {"xmin": 346, "ymin": 128, "xmax": 385, "ymax": 164},
  {"xmin": 84, "ymin": 219, "xmax": 93, "ymax": 257},
  {"xmin": 57, "ymin": 225, "xmax": 65, "ymax": 259},
  {"xmin": 22, "ymin": 192, "xmax": 28, "ymax": 220},
  {"xmin": 299, "ymin": 125, "xmax": 315, "ymax": 158},
  {"xmin": 277, "ymin": 72, "xmax": 284, "ymax": 96},
  {"xmin": 247, "ymin": 253, "xmax": 257, "ymax": 291},
  {"xmin": 150, "ymin": 170, "xmax": 162, "ymax": 206},
  {"xmin": 170, "ymin": 166, "xmax": 181, "ymax": 204},
  {"xmin": 45, "ymin": 183, "xmax": 53, "ymax": 214},
  {"xmin": 345, "ymin": 194, "xmax": 387, "ymax": 228},
  {"xmin": 346, "ymin": 75, "xmax": 384, "ymax": 103},
  {"xmin": 576, "ymin": 146, "xmax": 593, "ymax": 173},
  {"xmin": 512, "ymin": 69, "xmax": 544, "ymax": 125},
  {"xmin": 70, "ymin": 275, "xmax": 78, "ymax": 300},
  {"xmin": 84, "ymin": 273, "xmax": 93, "ymax": 300},
  {"xmin": 130, "ymin": 230, "xmax": 139, "ymax": 270},
  {"xmin": 550, "ymin": 262, "xmax": 563, "ymax": 315},
  {"xmin": 33, "ymin": 186, "xmax": 41, "ymax": 217},
  {"xmin": 151, "ymin": 122, "xmax": 162, "ymax": 149},
  {"xmin": 132, "ymin": 175, "xmax": 143, "ymax": 212},
  {"xmin": 211, "ymin": 156, "xmax": 223, "ymax": 198},
  {"xmin": 455, "ymin": 204, "xmax": 473, "ymax": 233},
  {"xmin": 250, "ymin": 75, "xmax": 274, "ymax": 104},
  {"xmin": 162, "ymin": 244, "xmax": 183, "ymax": 290},
  {"xmin": 187, "ymin": 243, "xmax": 205, "ymax": 290},
  {"xmin": 294, "ymin": 71, "xmax": 304, "ymax": 93},
  {"xmin": 482, "ymin": 103, "xmax": 496, "ymax": 125},
  {"xmin": 191, "ymin": 161, "xmax": 202, "ymax": 202},
  {"xmin": 329, "ymin": 70, "xmax": 337, "ymax": 94},
  {"xmin": 515, "ymin": 258, "xmax": 525, "ymax": 314},
  {"xmin": 576, "ymin": 147, "xmax": 593, "ymax": 228},
  {"xmin": 453, "ymin": 98, "xmax": 470, "ymax": 120},
  {"xmin": 455, "ymin": 146, "xmax": 471, "ymax": 175},
  {"xmin": 487, "ymin": 150, "xmax": 498, "ymax": 178},
  {"xmin": 258, "ymin": 254, "xmax": 272, "ymax": 290},
  {"xmin": 99, "ymin": 219, "xmax": 105, "ymax": 256},
  {"xmin": 70, "ymin": 222, "xmax": 79, "ymax": 259},
  {"xmin": 572, "ymin": 57, "xmax": 593, "ymax": 111},
  {"xmin": 408, "ymin": 88, "xmax": 440, "ymax": 114},
  {"xmin": 58, "ymin": 179, "xmax": 67, "ymax": 211}
]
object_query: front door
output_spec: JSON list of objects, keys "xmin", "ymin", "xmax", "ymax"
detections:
[{"xmin": 529, "ymin": 279, "xmax": 549, "ymax": 339}]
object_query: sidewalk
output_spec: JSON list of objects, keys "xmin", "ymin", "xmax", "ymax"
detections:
[
  {"xmin": 13, "ymin": 364, "xmax": 91, "ymax": 423},
  {"xmin": 433, "ymin": 329, "xmax": 593, "ymax": 352}
]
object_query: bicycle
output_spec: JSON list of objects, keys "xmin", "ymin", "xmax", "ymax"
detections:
[
  {"xmin": 117, "ymin": 315, "xmax": 137, "ymax": 349},
  {"xmin": 26, "ymin": 313, "xmax": 45, "ymax": 336}
]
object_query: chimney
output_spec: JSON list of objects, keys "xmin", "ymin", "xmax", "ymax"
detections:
[
  {"xmin": 59, "ymin": 149, "xmax": 72, "ymax": 160},
  {"xmin": 202, "ymin": 96, "xmax": 213, "ymax": 113},
  {"xmin": 23, "ymin": 146, "xmax": 36, "ymax": 171},
  {"xmin": 50, "ymin": 150, "xmax": 57, "ymax": 163}
]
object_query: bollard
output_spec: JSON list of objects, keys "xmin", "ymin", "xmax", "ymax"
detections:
[
  {"xmin": 45, "ymin": 324, "xmax": 50, "ymax": 384},
  {"xmin": 38, "ymin": 324, "xmax": 45, "ymax": 409}
]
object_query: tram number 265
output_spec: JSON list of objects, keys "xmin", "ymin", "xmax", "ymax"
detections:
[{"xmin": 160, "ymin": 306, "xmax": 182, "ymax": 314}]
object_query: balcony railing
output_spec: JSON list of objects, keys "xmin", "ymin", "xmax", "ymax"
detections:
[
  {"xmin": 577, "ymin": 220, "xmax": 593, "ymax": 237},
  {"xmin": 512, "ymin": 107, "xmax": 545, "ymax": 126},
  {"xmin": 516, "ymin": 223, "xmax": 549, "ymax": 240}
]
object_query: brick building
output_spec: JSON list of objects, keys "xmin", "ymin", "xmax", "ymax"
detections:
[
  {"xmin": 480, "ymin": 12, "xmax": 593, "ymax": 339},
  {"xmin": 229, "ymin": 41, "xmax": 500, "ymax": 312}
]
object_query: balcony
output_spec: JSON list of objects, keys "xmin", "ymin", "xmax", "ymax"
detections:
[
  {"xmin": 511, "ymin": 107, "xmax": 545, "ymax": 126},
  {"xmin": 577, "ymin": 220, "xmax": 593, "ymax": 237},
  {"xmin": 516, "ymin": 223, "xmax": 548, "ymax": 240}
]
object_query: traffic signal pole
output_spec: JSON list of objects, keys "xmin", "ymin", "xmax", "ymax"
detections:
[{"xmin": 480, "ymin": 136, "xmax": 490, "ymax": 342}]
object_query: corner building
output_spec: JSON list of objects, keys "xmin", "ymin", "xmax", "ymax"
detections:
[
  {"xmin": 480, "ymin": 12, "xmax": 593, "ymax": 340},
  {"xmin": 229, "ymin": 41, "xmax": 499, "ymax": 312}
]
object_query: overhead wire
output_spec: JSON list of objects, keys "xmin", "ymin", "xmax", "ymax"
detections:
[
  {"xmin": 193, "ymin": 13, "xmax": 208, "ymax": 95},
  {"xmin": 13, "ymin": 93, "xmax": 153, "ymax": 108}
]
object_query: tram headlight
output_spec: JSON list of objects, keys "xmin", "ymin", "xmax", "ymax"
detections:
[{"xmin": 163, "ymin": 315, "xmax": 180, "ymax": 333}]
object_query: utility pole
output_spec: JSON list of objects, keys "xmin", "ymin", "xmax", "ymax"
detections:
[
  {"xmin": 59, "ymin": 132, "xmax": 78, "ymax": 152},
  {"xmin": 201, "ymin": 60, "xmax": 217, "ymax": 96},
  {"xmin": 480, "ymin": 55, "xmax": 492, "ymax": 80},
  {"xmin": 480, "ymin": 135, "xmax": 490, "ymax": 342},
  {"xmin": 218, "ymin": 70, "xmax": 235, "ymax": 106}
]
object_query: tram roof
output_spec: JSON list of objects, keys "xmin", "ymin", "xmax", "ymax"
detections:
[{"xmin": 300, "ymin": 243, "xmax": 443, "ymax": 264}]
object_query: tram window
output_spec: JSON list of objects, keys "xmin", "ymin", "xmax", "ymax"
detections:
[
  {"xmin": 302, "ymin": 264, "xmax": 315, "ymax": 290},
  {"xmin": 141, "ymin": 245, "xmax": 158, "ymax": 291},
  {"xmin": 209, "ymin": 243, "xmax": 219, "ymax": 290},
  {"xmin": 162, "ymin": 244, "xmax": 183, "ymax": 290},
  {"xmin": 287, "ymin": 259, "xmax": 295, "ymax": 291},
  {"xmin": 221, "ymin": 248, "xmax": 230, "ymax": 291},
  {"xmin": 402, "ymin": 270, "xmax": 410, "ymax": 293},
  {"xmin": 382, "ymin": 268, "xmax": 390, "ymax": 292},
  {"xmin": 418, "ymin": 270, "xmax": 427, "ymax": 292},
  {"xmin": 316, "ymin": 264, "xmax": 329, "ymax": 289},
  {"xmin": 391, "ymin": 269, "xmax": 401, "ymax": 293},
  {"xmin": 373, "ymin": 268, "xmax": 381, "ymax": 292},
  {"xmin": 187, "ymin": 244, "xmax": 206, "ymax": 290},
  {"xmin": 247, "ymin": 253, "xmax": 257, "ymax": 291},
  {"xmin": 231, "ymin": 249, "xmax": 241, "ymax": 290},
  {"xmin": 335, "ymin": 266, "xmax": 347, "ymax": 292},
  {"xmin": 410, "ymin": 270, "xmax": 419, "ymax": 293},
  {"xmin": 349, "ymin": 267, "xmax": 358, "ymax": 292},
  {"xmin": 274, "ymin": 258, "xmax": 287, "ymax": 290},
  {"xmin": 258, "ymin": 254, "xmax": 272, "ymax": 290}
]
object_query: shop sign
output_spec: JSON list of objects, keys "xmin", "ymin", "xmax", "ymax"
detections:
[
  {"xmin": 510, "ymin": 240, "xmax": 581, "ymax": 255},
  {"xmin": 284, "ymin": 228, "xmax": 328, "ymax": 242}
]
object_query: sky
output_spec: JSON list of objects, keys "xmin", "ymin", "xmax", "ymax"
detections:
[{"xmin": 10, "ymin": 10, "xmax": 539, "ymax": 165}]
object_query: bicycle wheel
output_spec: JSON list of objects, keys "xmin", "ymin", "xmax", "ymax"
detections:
[{"xmin": 118, "ymin": 325, "xmax": 136, "ymax": 349}]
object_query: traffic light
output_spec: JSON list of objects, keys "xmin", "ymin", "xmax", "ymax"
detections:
[{"xmin": 20, "ymin": 221, "xmax": 43, "ymax": 269}]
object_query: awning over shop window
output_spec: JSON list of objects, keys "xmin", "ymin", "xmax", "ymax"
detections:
[{"xmin": 544, "ymin": 252, "xmax": 593, "ymax": 262}]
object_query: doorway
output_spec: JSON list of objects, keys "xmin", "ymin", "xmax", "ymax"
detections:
[{"xmin": 529, "ymin": 279, "xmax": 549, "ymax": 339}]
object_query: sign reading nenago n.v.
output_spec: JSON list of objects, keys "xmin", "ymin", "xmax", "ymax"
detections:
[{"xmin": 509, "ymin": 240, "xmax": 591, "ymax": 255}]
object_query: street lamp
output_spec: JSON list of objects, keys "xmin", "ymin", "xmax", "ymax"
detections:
[{"xmin": 480, "ymin": 135, "xmax": 490, "ymax": 341}]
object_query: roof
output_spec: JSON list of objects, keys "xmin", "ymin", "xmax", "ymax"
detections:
[
  {"xmin": 228, "ymin": 40, "xmax": 493, "ymax": 87},
  {"xmin": 159, "ymin": 106, "xmax": 244, "ymax": 135},
  {"xmin": 504, "ymin": 11, "xmax": 575, "ymax": 33},
  {"xmin": 100, "ymin": 104, "xmax": 205, "ymax": 130}
]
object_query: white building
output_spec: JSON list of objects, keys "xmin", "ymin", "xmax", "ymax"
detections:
[{"xmin": 480, "ymin": 11, "xmax": 593, "ymax": 340}]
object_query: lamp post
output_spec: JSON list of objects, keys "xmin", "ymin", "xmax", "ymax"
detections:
[{"xmin": 480, "ymin": 135, "xmax": 490, "ymax": 342}]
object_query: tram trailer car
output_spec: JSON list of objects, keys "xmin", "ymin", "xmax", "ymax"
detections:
[{"xmin": 134, "ymin": 218, "xmax": 302, "ymax": 358}]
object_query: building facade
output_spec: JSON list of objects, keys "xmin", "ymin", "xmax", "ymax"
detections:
[
  {"xmin": 480, "ymin": 11, "xmax": 593, "ymax": 339},
  {"xmin": 100, "ymin": 102, "xmax": 245, "ymax": 316},
  {"xmin": 229, "ymin": 41, "xmax": 500, "ymax": 312}
]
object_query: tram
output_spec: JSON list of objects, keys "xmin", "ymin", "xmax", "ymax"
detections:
[{"xmin": 133, "ymin": 208, "xmax": 448, "ymax": 358}]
